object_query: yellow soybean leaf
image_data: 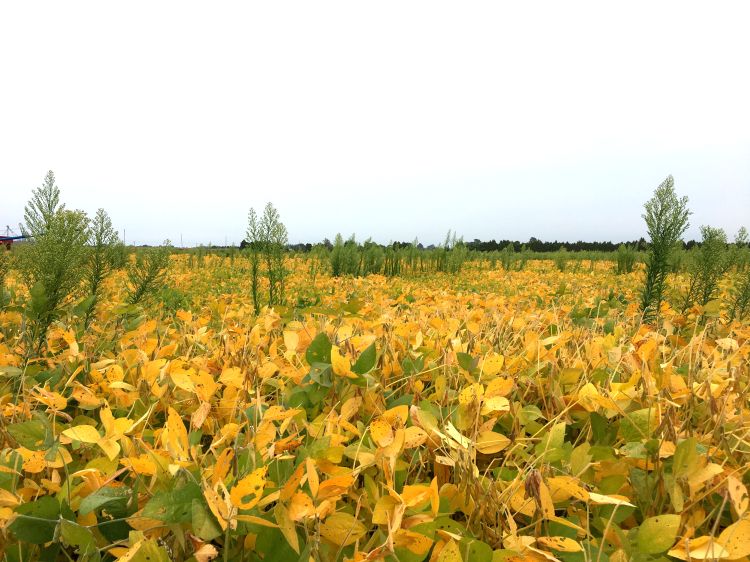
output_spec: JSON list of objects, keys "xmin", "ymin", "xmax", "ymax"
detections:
[
  {"xmin": 234, "ymin": 515, "xmax": 277, "ymax": 528},
  {"xmin": 588, "ymin": 493, "xmax": 635, "ymax": 507},
  {"xmin": 436, "ymin": 539, "xmax": 462, "ymax": 562},
  {"xmin": 401, "ymin": 484, "xmax": 432, "ymax": 508},
  {"xmin": 288, "ymin": 492, "xmax": 315, "ymax": 521},
  {"xmin": 716, "ymin": 337, "xmax": 739, "ymax": 351},
  {"xmin": 219, "ymin": 367, "xmax": 245, "ymax": 389},
  {"xmin": 169, "ymin": 369, "xmax": 196, "ymax": 393},
  {"xmin": 717, "ymin": 519, "xmax": 750, "ymax": 559},
  {"xmin": 668, "ymin": 536, "xmax": 729, "ymax": 560},
  {"xmin": 230, "ymin": 466, "xmax": 268, "ymax": 511},
  {"xmin": 458, "ymin": 384, "xmax": 484, "ymax": 406},
  {"xmin": 403, "ymin": 426, "xmax": 428, "ymax": 449},
  {"xmin": 481, "ymin": 353, "xmax": 504, "ymax": 376},
  {"xmin": 258, "ymin": 362, "xmax": 279, "ymax": 379},
  {"xmin": 254, "ymin": 420, "xmax": 276, "ymax": 450},
  {"xmin": 306, "ymin": 458, "xmax": 319, "ymax": 498},
  {"xmin": 340, "ymin": 397, "xmax": 362, "ymax": 422},
  {"xmin": 120, "ymin": 455, "xmax": 157, "ymax": 476},
  {"xmin": 283, "ymin": 330, "xmax": 299, "ymax": 353},
  {"xmin": 480, "ymin": 396, "xmax": 510, "ymax": 416},
  {"xmin": 190, "ymin": 369, "xmax": 219, "ymax": 402},
  {"xmin": 97, "ymin": 438, "xmax": 121, "ymax": 461},
  {"xmin": 280, "ymin": 464, "xmax": 305, "ymax": 502},
  {"xmin": 538, "ymin": 480, "xmax": 555, "ymax": 519},
  {"xmin": 274, "ymin": 503, "xmax": 299, "ymax": 554},
  {"xmin": 319, "ymin": 512, "xmax": 367, "ymax": 546},
  {"xmin": 383, "ymin": 405, "xmax": 409, "ymax": 427},
  {"xmin": 164, "ymin": 407, "xmax": 190, "ymax": 459},
  {"xmin": 547, "ymin": 476, "xmax": 589, "ymax": 502},
  {"xmin": 577, "ymin": 383, "xmax": 601, "ymax": 412},
  {"xmin": 212, "ymin": 448, "xmax": 234, "ymax": 486},
  {"xmin": 474, "ymin": 431, "xmax": 511, "ymax": 454},
  {"xmin": 394, "ymin": 529, "xmax": 433, "ymax": 555},
  {"xmin": 317, "ymin": 474, "xmax": 355, "ymax": 500},
  {"xmin": 372, "ymin": 495, "xmax": 401, "ymax": 525},
  {"xmin": 370, "ymin": 418, "xmax": 394, "ymax": 448},
  {"xmin": 331, "ymin": 346, "xmax": 352, "ymax": 377},
  {"xmin": 485, "ymin": 377, "xmax": 514, "ymax": 398},
  {"xmin": 62, "ymin": 425, "xmax": 101, "ymax": 444},
  {"xmin": 537, "ymin": 536, "xmax": 583, "ymax": 552},
  {"xmin": 727, "ymin": 475, "xmax": 749, "ymax": 517}
]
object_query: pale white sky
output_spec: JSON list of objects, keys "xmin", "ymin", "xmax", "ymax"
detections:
[{"xmin": 1, "ymin": 2, "xmax": 748, "ymax": 246}]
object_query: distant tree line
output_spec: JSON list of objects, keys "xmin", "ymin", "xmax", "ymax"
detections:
[{"xmin": 275, "ymin": 236, "xmax": 732, "ymax": 254}]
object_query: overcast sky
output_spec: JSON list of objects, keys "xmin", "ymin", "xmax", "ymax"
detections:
[{"xmin": 1, "ymin": 2, "xmax": 748, "ymax": 246}]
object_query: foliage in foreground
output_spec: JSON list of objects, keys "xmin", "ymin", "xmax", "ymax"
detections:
[{"xmin": 0, "ymin": 256, "xmax": 749, "ymax": 562}]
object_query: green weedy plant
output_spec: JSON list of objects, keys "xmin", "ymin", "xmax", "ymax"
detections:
[
  {"xmin": 680, "ymin": 226, "xmax": 731, "ymax": 314},
  {"xmin": 730, "ymin": 270, "xmax": 750, "ymax": 321},
  {"xmin": 516, "ymin": 244, "xmax": 530, "ymax": 271},
  {"xmin": 554, "ymin": 247, "xmax": 568, "ymax": 272},
  {"xmin": 260, "ymin": 202, "xmax": 288, "ymax": 306},
  {"xmin": 330, "ymin": 234, "xmax": 360, "ymax": 277},
  {"xmin": 246, "ymin": 208, "xmax": 263, "ymax": 313},
  {"xmin": 344, "ymin": 235, "xmax": 360, "ymax": 275},
  {"xmin": 383, "ymin": 244, "xmax": 401, "ymax": 277},
  {"xmin": 732, "ymin": 226, "xmax": 749, "ymax": 272},
  {"xmin": 729, "ymin": 227, "xmax": 750, "ymax": 321},
  {"xmin": 18, "ymin": 172, "xmax": 91, "ymax": 355},
  {"xmin": 22, "ymin": 170, "xmax": 63, "ymax": 237},
  {"xmin": 669, "ymin": 243, "xmax": 688, "ymax": 273},
  {"xmin": 110, "ymin": 240, "xmax": 129, "ymax": 270},
  {"xmin": 500, "ymin": 243, "xmax": 515, "ymax": 271},
  {"xmin": 361, "ymin": 238, "xmax": 384, "ymax": 276},
  {"xmin": 640, "ymin": 175, "xmax": 691, "ymax": 323},
  {"xmin": 406, "ymin": 238, "xmax": 419, "ymax": 274},
  {"xmin": 84, "ymin": 208, "xmax": 120, "ymax": 325},
  {"xmin": 616, "ymin": 244, "xmax": 637, "ymax": 274},
  {"xmin": 330, "ymin": 234, "xmax": 344, "ymax": 277},
  {"xmin": 0, "ymin": 249, "xmax": 9, "ymax": 308},
  {"xmin": 308, "ymin": 244, "xmax": 327, "ymax": 286},
  {"xmin": 126, "ymin": 241, "xmax": 172, "ymax": 305},
  {"xmin": 20, "ymin": 210, "xmax": 91, "ymax": 355}
]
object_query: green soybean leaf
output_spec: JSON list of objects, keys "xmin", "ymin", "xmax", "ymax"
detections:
[
  {"xmin": 79, "ymin": 486, "xmax": 131, "ymax": 516},
  {"xmin": 636, "ymin": 514, "xmax": 681, "ymax": 554},
  {"xmin": 7, "ymin": 419, "xmax": 50, "ymax": 450},
  {"xmin": 461, "ymin": 537, "xmax": 493, "ymax": 562},
  {"xmin": 60, "ymin": 518, "xmax": 100, "ymax": 561},
  {"xmin": 306, "ymin": 333, "xmax": 332, "ymax": 365},
  {"xmin": 192, "ymin": 499, "xmax": 223, "ymax": 541},
  {"xmin": 143, "ymin": 481, "xmax": 202, "ymax": 523},
  {"xmin": 352, "ymin": 343, "xmax": 377, "ymax": 375},
  {"xmin": 672, "ymin": 438, "xmax": 699, "ymax": 479},
  {"xmin": 9, "ymin": 496, "xmax": 60, "ymax": 544},
  {"xmin": 619, "ymin": 408, "xmax": 657, "ymax": 442}
]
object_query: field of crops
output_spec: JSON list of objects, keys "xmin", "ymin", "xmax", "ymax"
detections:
[{"xmin": 0, "ymin": 254, "xmax": 748, "ymax": 562}]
